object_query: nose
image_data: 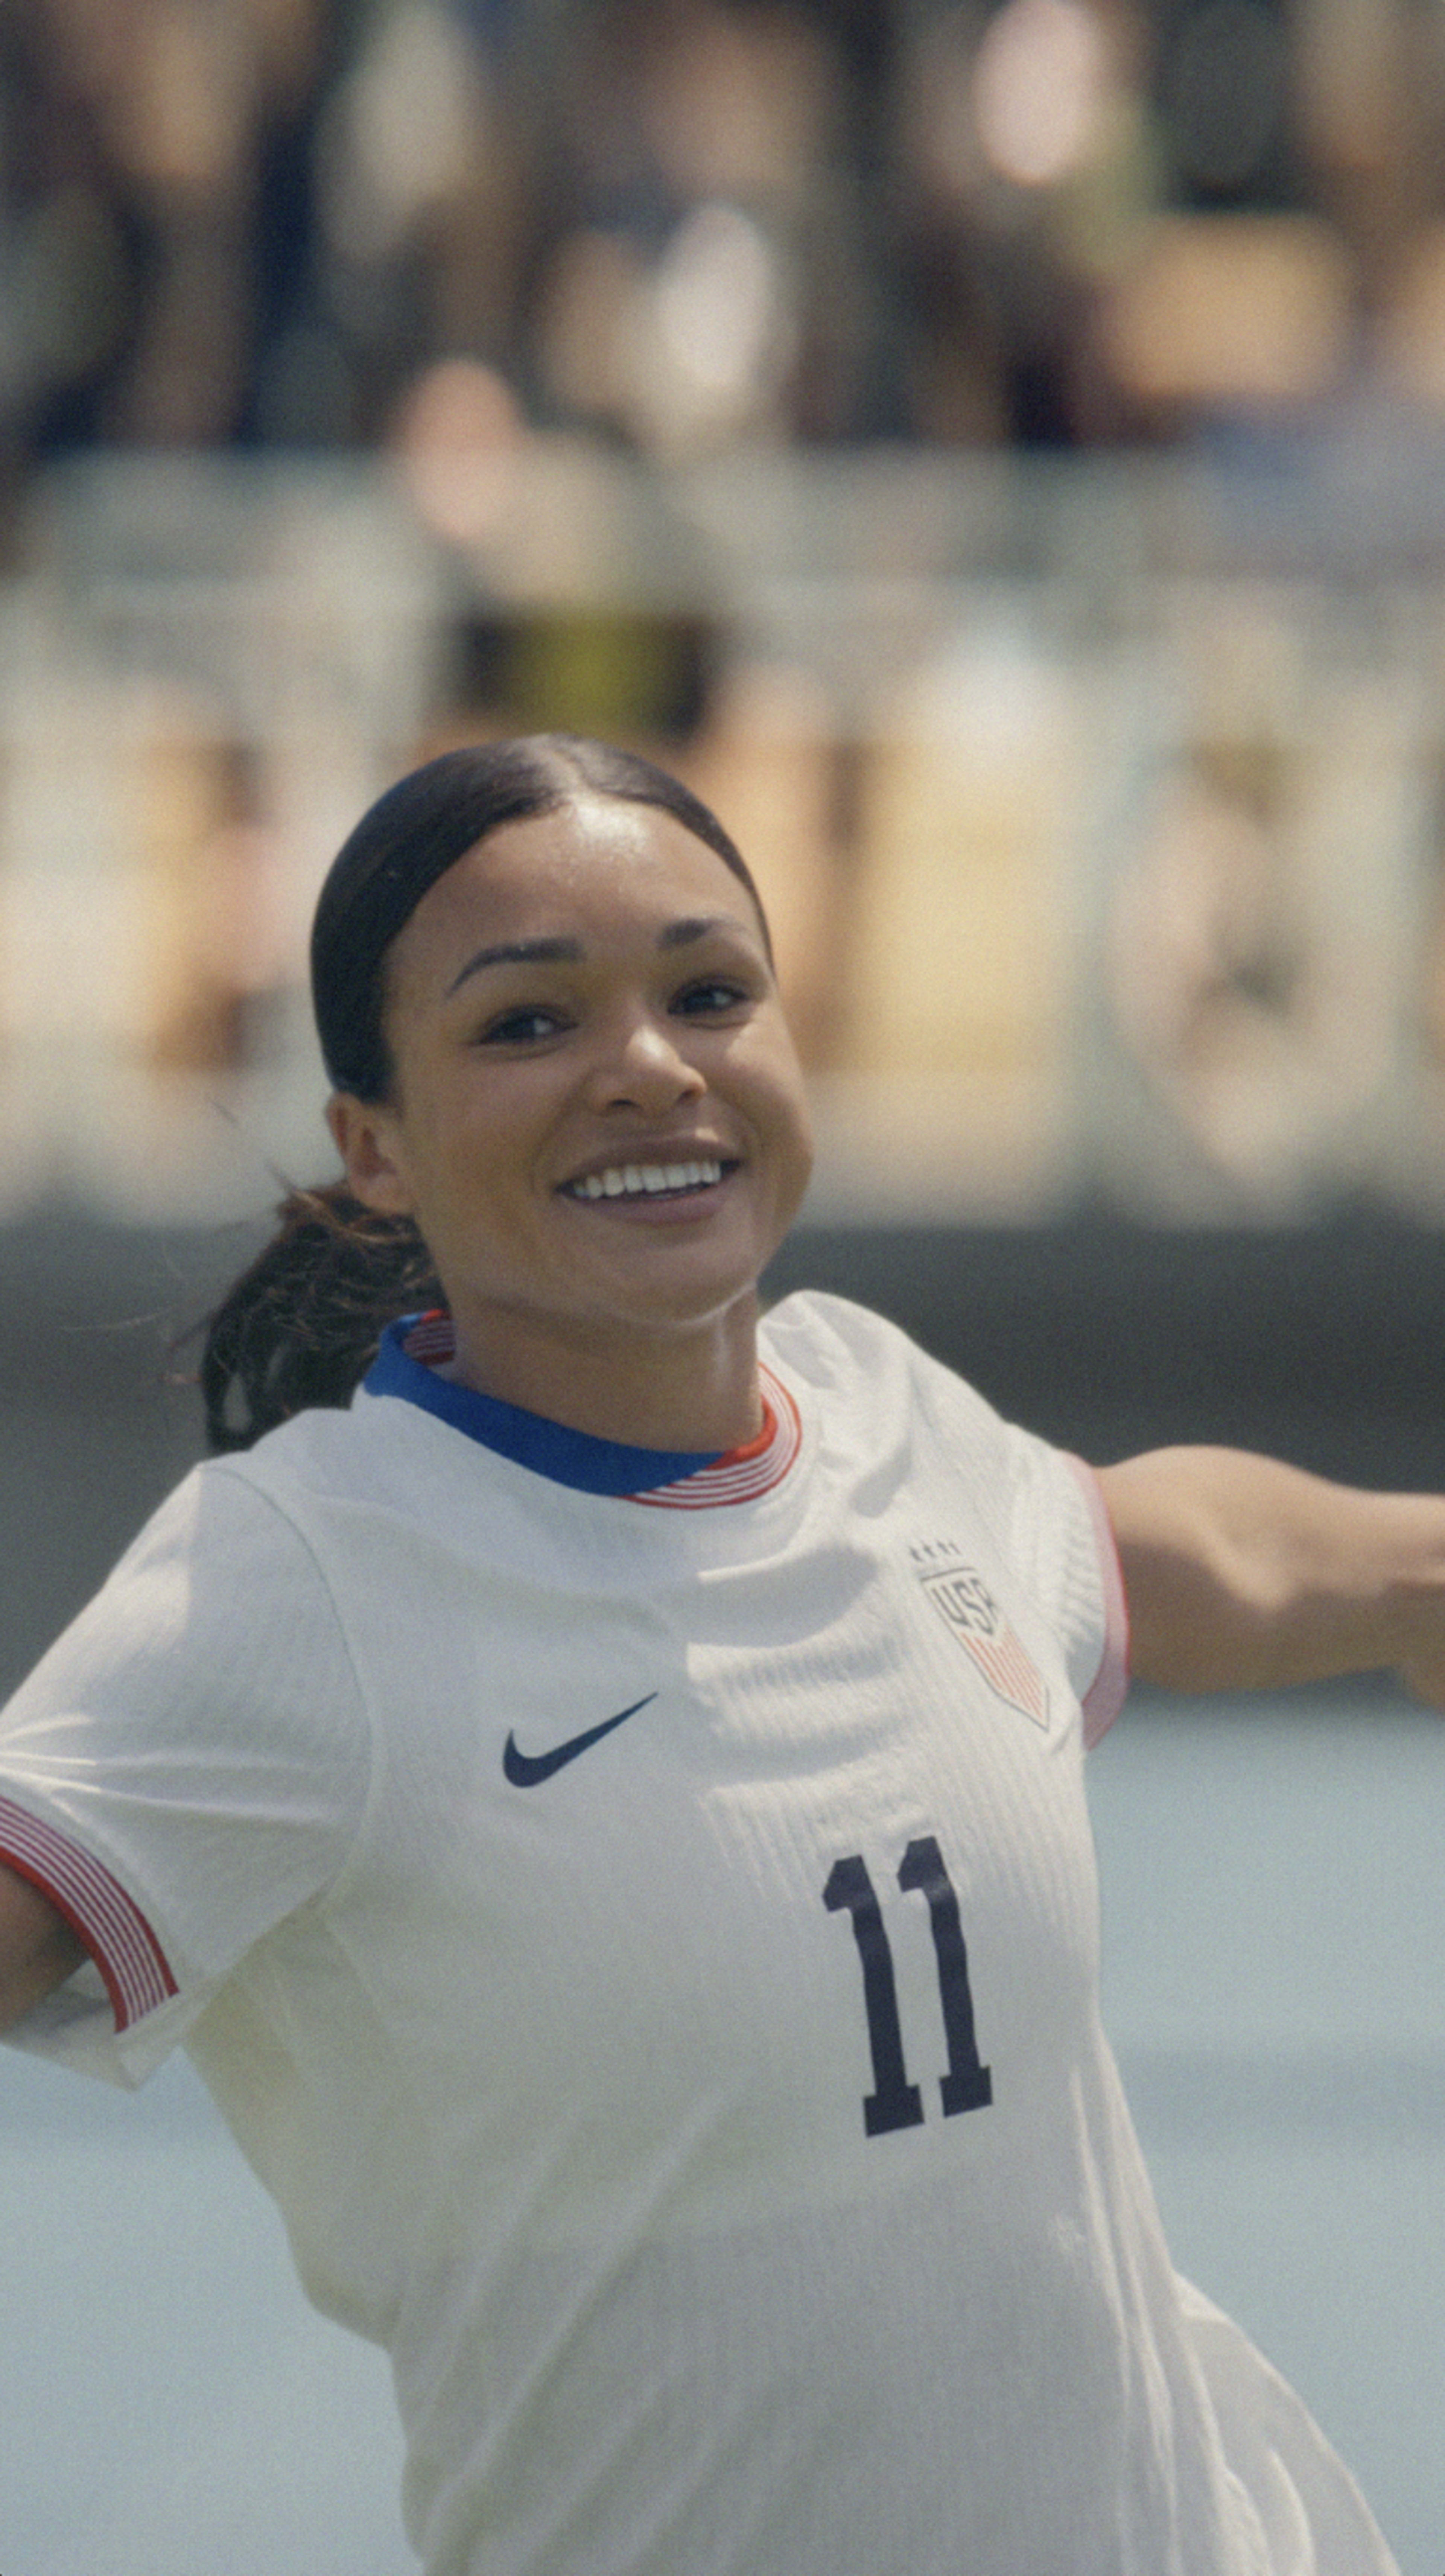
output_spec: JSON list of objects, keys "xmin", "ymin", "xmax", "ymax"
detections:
[{"xmin": 587, "ymin": 1008, "xmax": 707, "ymax": 1115}]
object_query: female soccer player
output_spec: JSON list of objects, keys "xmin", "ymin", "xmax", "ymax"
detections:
[{"xmin": 0, "ymin": 734, "xmax": 1439, "ymax": 2576}]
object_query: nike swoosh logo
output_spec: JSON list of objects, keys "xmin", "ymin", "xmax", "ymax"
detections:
[{"xmin": 503, "ymin": 1693, "xmax": 658, "ymax": 1787}]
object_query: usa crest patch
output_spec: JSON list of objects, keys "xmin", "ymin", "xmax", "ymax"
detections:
[{"xmin": 911, "ymin": 1544, "xmax": 1050, "ymax": 1730}]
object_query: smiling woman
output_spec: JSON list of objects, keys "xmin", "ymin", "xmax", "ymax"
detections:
[
  {"xmin": 324, "ymin": 792, "xmax": 812, "ymax": 1449},
  {"xmin": 0, "ymin": 733, "xmax": 1440, "ymax": 2576},
  {"xmin": 204, "ymin": 733, "xmax": 801, "ymax": 1454}
]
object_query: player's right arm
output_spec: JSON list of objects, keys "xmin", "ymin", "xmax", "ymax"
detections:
[{"xmin": 0, "ymin": 1859, "xmax": 87, "ymax": 2032}]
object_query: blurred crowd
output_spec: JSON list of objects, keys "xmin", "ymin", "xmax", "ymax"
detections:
[
  {"xmin": 7, "ymin": 0, "xmax": 1445, "ymax": 519},
  {"xmin": 9, "ymin": 0, "xmax": 1445, "ymax": 1229}
]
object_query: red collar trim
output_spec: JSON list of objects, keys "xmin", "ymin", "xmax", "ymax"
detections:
[
  {"xmin": 627, "ymin": 1365, "xmax": 802, "ymax": 1509},
  {"xmin": 394, "ymin": 1315, "xmax": 802, "ymax": 1508}
]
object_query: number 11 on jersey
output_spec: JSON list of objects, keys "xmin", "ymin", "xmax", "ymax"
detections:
[{"xmin": 824, "ymin": 1837, "xmax": 993, "ymax": 2138}]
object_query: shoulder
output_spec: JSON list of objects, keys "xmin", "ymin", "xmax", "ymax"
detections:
[
  {"xmin": 761, "ymin": 1286, "xmax": 1101, "ymax": 1581},
  {"xmin": 0, "ymin": 1437, "xmax": 378, "ymax": 1792},
  {"xmin": 29, "ymin": 1451, "xmax": 349, "ymax": 1689},
  {"xmin": 211, "ymin": 1375, "xmax": 468, "ymax": 1530},
  {"xmin": 26, "ymin": 1403, "xmax": 413, "ymax": 1690},
  {"xmin": 761, "ymin": 1288, "xmax": 1013, "ymax": 1451},
  {"xmin": 114, "ymin": 1410, "xmax": 379, "ymax": 1582},
  {"xmin": 760, "ymin": 1295, "xmax": 1126, "ymax": 1726},
  {"xmin": 762, "ymin": 1286, "xmax": 934, "ymax": 1386}
]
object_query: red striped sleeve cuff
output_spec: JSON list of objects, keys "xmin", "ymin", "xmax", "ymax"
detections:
[{"xmin": 0, "ymin": 1795, "xmax": 177, "ymax": 2030}]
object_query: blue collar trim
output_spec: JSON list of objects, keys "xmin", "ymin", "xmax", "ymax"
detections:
[{"xmin": 362, "ymin": 1319, "xmax": 724, "ymax": 1497}]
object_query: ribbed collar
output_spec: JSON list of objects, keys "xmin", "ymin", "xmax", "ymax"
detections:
[{"xmin": 362, "ymin": 1316, "xmax": 726, "ymax": 1498}]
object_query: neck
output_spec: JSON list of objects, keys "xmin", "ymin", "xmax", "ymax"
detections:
[{"xmin": 441, "ymin": 1294, "xmax": 765, "ymax": 1454}]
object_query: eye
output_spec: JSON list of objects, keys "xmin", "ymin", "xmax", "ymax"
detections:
[
  {"xmin": 672, "ymin": 976, "xmax": 753, "ymax": 1018},
  {"xmin": 476, "ymin": 1004, "xmax": 570, "ymax": 1046}
]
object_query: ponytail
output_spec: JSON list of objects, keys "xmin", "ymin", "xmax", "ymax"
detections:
[{"xmin": 201, "ymin": 1184, "xmax": 443, "ymax": 1453}]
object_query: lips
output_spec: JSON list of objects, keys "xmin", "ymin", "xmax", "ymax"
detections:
[{"xmin": 560, "ymin": 1156, "xmax": 731, "ymax": 1203}]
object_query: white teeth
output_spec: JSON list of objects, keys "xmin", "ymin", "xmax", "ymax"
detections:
[{"xmin": 567, "ymin": 1157, "xmax": 726, "ymax": 1201}]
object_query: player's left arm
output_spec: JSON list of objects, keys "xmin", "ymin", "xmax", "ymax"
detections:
[{"xmin": 1097, "ymin": 1445, "xmax": 1445, "ymax": 1706}]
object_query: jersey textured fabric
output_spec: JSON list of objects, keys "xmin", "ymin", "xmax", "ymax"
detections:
[{"xmin": 0, "ymin": 1290, "xmax": 1396, "ymax": 2576}]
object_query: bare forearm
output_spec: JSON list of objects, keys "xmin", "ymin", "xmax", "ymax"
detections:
[
  {"xmin": 0, "ymin": 1862, "xmax": 87, "ymax": 2032},
  {"xmin": 1096, "ymin": 1446, "xmax": 1445, "ymax": 1698}
]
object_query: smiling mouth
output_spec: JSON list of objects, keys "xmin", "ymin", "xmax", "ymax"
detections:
[{"xmin": 560, "ymin": 1157, "xmax": 733, "ymax": 1203}]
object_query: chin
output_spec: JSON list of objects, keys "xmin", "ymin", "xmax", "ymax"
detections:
[{"xmin": 593, "ymin": 1258, "xmax": 762, "ymax": 1338}]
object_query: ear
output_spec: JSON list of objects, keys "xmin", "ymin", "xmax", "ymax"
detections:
[{"xmin": 326, "ymin": 1092, "xmax": 418, "ymax": 1219}]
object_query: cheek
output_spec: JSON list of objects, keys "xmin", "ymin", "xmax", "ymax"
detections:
[
  {"xmin": 775, "ymin": 1059, "xmax": 815, "ymax": 1188},
  {"xmin": 744, "ymin": 1033, "xmax": 811, "ymax": 1141},
  {"xmin": 407, "ymin": 1068, "xmax": 550, "ymax": 1205}
]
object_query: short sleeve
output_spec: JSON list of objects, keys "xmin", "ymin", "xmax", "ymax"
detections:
[
  {"xmin": 786, "ymin": 1295, "xmax": 1133, "ymax": 1750},
  {"xmin": 1000, "ymin": 1440, "xmax": 1130, "ymax": 1747},
  {"xmin": 0, "ymin": 1462, "xmax": 372, "ymax": 2085},
  {"xmin": 892, "ymin": 1311, "xmax": 1131, "ymax": 1747}
]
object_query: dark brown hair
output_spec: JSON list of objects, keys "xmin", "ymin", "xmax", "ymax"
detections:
[
  {"xmin": 312, "ymin": 733, "xmax": 769, "ymax": 1102},
  {"xmin": 201, "ymin": 735, "xmax": 769, "ymax": 1452}
]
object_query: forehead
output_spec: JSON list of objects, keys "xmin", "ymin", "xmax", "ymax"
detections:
[{"xmin": 392, "ymin": 797, "xmax": 760, "ymax": 984}]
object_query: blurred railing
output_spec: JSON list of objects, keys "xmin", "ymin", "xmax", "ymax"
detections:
[{"xmin": 3, "ymin": 444, "xmax": 1445, "ymax": 1226}]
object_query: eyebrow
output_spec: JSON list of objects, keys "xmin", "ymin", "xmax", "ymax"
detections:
[
  {"xmin": 658, "ymin": 915, "xmax": 740, "ymax": 950},
  {"xmin": 444, "ymin": 916, "xmax": 745, "ymax": 998},
  {"xmin": 445, "ymin": 935, "xmax": 582, "ymax": 997}
]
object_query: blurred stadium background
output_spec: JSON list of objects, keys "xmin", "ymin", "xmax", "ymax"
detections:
[{"xmin": 3, "ymin": 2, "xmax": 1445, "ymax": 2570}]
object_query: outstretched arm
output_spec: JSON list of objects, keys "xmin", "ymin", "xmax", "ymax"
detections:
[
  {"xmin": 0, "ymin": 1862, "xmax": 87, "ymax": 2033},
  {"xmin": 1097, "ymin": 1446, "xmax": 1445, "ymax": 1706}
]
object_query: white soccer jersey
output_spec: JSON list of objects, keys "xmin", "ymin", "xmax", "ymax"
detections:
[{"xmin": 0, "ymin": 1290, "xmax": 1396, "ymax": 2576}]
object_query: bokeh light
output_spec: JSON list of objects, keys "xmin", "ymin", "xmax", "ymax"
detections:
[
  {"xmin": 390, "ymin": 358, "xmax": 525, "ymax": 548},
  {"xmin": 972, "ymin": 0, "xmax": 1111, "ymax": 189}
]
